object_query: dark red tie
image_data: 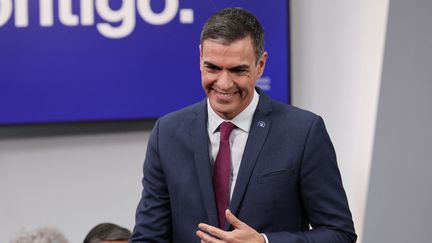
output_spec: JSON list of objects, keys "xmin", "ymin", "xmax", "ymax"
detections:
[{"xmin": 213, "ymin": 121, "xmax": 236, "ymax": 229}]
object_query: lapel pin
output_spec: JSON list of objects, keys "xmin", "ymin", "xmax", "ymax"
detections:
[{"xmin": 258, "ymin": 121, "xmax": 265, "ymax": 128}]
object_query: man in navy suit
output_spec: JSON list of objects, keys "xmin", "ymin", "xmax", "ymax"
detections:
[{"xmin": 130, "ymin": 8, "xmax": 356, "ymax": 243}]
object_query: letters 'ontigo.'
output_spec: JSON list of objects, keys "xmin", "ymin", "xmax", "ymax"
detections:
[{"xmin": 0, "ymin": 0, "xmax": 194, "ymax": 38}]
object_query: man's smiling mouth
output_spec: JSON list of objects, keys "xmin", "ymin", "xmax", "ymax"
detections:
[{"xmin": 212, "ymin": 88, "xmax": 240, "ymax": 97}]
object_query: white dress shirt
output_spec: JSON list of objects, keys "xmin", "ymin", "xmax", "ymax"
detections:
[
  {"xmin": 207, "ymin": 89, "xmax": 259, "ymax": 199},
  {"xmin": 207, "ymin": 89, "xmax": 269, "ymax": 243}
]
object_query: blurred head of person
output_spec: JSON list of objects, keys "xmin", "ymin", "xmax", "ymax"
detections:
[
  {"xmin": 83, "ymin": 223, "xmax": 131, "ymax": 243},
  {"xmin": 10, "ymin": 226, "xmax": 69, "ymax": 243}
]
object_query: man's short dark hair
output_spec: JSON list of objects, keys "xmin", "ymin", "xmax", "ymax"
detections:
[
  {"xmin": 200, "ymin": 8, "xmax": 265, "ymax": 63},
  {"xmin": 83, "ymin": 223, "xmax": 131, "ymax": 243}
]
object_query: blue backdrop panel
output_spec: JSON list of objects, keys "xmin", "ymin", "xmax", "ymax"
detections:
[{"xmin": 0, "ymin": 0, "xmax": 289, "ymax": 124}]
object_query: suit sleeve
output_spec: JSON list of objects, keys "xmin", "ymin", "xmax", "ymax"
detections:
[
  {"xmin": 130, "ymin": 120, "xmax": 172, "ymax": 242},
  {"xmin": 266, "ymin": 116, "xmax": 357, "ymax": 243}
]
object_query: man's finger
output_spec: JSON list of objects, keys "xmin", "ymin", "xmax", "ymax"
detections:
[
  {"xmin": 225, "ymin": 209, "xmax": 245, "ymax": 229},
  {"xmin": 196, "ymin": 230, "xmax": 215, "ymax": 243},
  {"xmin": 197, "ymin": 223, "xmax": 225, "ymax": 239}
]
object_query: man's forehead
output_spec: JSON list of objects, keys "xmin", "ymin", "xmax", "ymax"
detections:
[
  {"xmin": 201, "ymin": 55, "xmax": 252, "ymax": 69},
  {"xmin": 201, "ymin": 39, "xmax": 254, "ymax": 58},
  {"xmin": 201, "ymin": 36, "xmax": 253, "ymax": 47}
]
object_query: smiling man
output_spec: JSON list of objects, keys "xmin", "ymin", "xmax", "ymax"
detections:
[
  {"xmin": 200, "ymin": 36, "xmax": 267, "ymax": 121},
  {"xmin": 130, "ymin": 8, "xmax": 356, "ymax": 243}
]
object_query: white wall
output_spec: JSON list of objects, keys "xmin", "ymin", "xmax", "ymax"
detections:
[
  {"xmin": 290, "ymin": 1, "xmax": 389, "ymax": 242},
  {"xmin": 0, "ymin": 127, "xmax": 149, "ymax": 243}
]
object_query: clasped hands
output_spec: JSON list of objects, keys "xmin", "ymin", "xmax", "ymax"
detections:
[{"xmin": 196, "ymin": 209, "xmax": 265, "ymax": 243}]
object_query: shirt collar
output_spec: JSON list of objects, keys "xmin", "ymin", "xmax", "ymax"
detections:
[{"xmin": 207, "ymin": 89, "xmax": 260, "ymax": 133}]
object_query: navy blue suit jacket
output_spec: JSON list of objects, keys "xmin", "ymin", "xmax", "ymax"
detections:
[{"xmin": 131, "ymin": 89, "xmax": 356, "ymax": 242}]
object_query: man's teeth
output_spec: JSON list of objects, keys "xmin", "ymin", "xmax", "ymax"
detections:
[{"xmin": 217, "ymin": 91, "xmax": 235, "ymax": 96}]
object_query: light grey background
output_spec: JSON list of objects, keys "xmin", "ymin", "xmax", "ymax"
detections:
[
  {"xmin": 0, "ymin": 122, "xmax": 152, "ymax": 242},
  {"xmin": 362, "ymin": 0, "xmax": 432, "ymax": 242}
]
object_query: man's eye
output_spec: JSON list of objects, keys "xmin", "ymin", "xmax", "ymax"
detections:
[
  {"xmin": 232, "ymin": 69, "xmax": 247, "ymax": 74},
  {"xmin": 205, "ymin": 65, "xmax": 220, "ymax": 71}
]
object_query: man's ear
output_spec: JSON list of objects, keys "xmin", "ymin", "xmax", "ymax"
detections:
[{"xmin": 257, "ymin": 51, "xmax": 268, "ymax": 77}]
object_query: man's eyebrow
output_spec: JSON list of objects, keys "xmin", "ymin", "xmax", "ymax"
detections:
[
  {"xmin": 203, "ymin": 61, "xmax": 250, "ymax": 71},
  {"xmin": 228, "ymin": 65, "xmax": 249, "ymax": 72}
]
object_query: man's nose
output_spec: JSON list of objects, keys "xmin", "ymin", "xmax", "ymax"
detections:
[{"xmin": 217, "ymin": 70, "xmax": 233, "ymax": 90}]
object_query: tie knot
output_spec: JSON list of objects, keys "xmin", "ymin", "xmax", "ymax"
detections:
[{"xmin": 219, "ymin": 121, "xmax": 235, "ymax": 141}]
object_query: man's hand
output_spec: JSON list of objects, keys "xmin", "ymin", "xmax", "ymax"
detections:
[{"xmin": 196, "ymin": 209, "xmax": 265, "ymax": 243}]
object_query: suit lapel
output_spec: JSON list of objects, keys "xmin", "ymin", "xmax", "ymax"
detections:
[
  {"xmin": 228, "ymin": 90, "xmax": 272, "ymax": 228},
  {"xmin": 190, "ymin": 100, "xmax": 219, "ymax": 227}
]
